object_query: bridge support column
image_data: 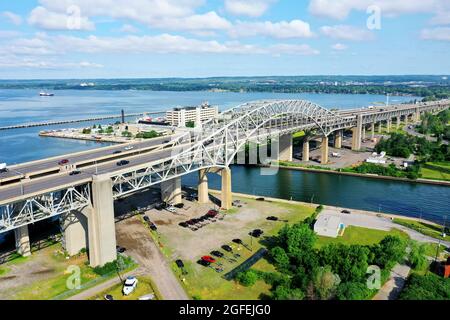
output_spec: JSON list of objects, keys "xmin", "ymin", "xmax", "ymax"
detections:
[
  {"xmin": 351, "ymin": 114, "xmax": 363, "ymax": 151},
  {"xmin": 334, "ymin": 130, "xmax": 342, "ymax": 149},
  {"xmin": 371, "ymin": 122, "xmax": 375, "ymax": 139},
  {"xmin": 279, "ymin": 133, "xmax": 292, "ymax": 162},
  {"xmin": 362, "ymin": 126, "xmax": 366, "ymax": 140},
  {"xmin": 414, "ymin": 108, "xmax": 421, "ymax": 122},
  {"xmin": 302, "ymin": 138, "xmax": 310, "ymax": 161},
  {"xmin": 62, "ymin": 210, "xmax": 88, "ymax": 256},
  {"xmin": 88, "ymin": 175, "xmax": 117, "ymax": 267},
  {"xmin": 221, "ymin": 167, "xmax": 232, "ymax": 210},
  {"xmin": 378, "ymin": 122, "xmax": 382, "ymax": 133},
  {"xmin": 161, "ymin": 177, "xmax": 182, "ymax": 205},
  {"xmin": 321, "ymin": 136, "xmax": 329, "ymax": 165},
  {"xmin": 396, "ymin": 117, "xmax": 401, "ymax": 129},
  {"xmin": 198, "ymin": 169, "xmax": 209, "ymax": 204},
  {"xmin": 386, "ymin": 119, "xmax": 391, "ymax": 133},
  {"xmin": 15, "ymin": 225, "xmax": 31, "ymax": 257}
]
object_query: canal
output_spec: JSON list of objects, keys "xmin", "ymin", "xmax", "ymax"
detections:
[{"xmin": 182, "ymin": 165, "xmax": 450, "ymax": 225}]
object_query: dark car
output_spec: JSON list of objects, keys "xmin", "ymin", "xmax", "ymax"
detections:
[
  {"xmin": 186, "ymin": 196, "xmax": 195, "ymax": 201},
  {"xmin": 222, "ymin": 245, "xmax": 233, "ymax": 252},
  {"xmin": 179, "ymin": 222, "xmax": 189, "ymax": 228},
  {"xmin": 267, "ymin": 216, "xmax": 279, "ymax": 221},
  {"xmin": 255, "ymin": 197, "xmax": 265, "ymax": 201},
  {"xmin": 143, "ymin": 216, "xmax": 150, "ymax": 222},
  {"xmin": 341, "ymin": 210, "xmax": 351, "ymax": 214},
  {"xmin": 69, "ymin": 170, "xmax": 81, "ymax": 176},
  {"xmin": 175, "ymin": 259, "xmax": 185, "ymax": 268},
  {"xmin": 116, "ymin": 246, "xmax": 126, "ymax": 253},
  {"xmin": 58, "ymin": 159, "xmax": 69, "ymax": 165},
  {"xmin": 206, "ymin": 209, "xmax": 218, "ymax": 217},
  {"xmin": 251, "ymin": 229, "xmax": 264, "ymax": 238},
  {"xmin": 232, "ymin": 239, "xmax": 243, "ymax": 245},
  {"xmin": 155, "ymin": 202, "xmax": 167, "ymax": 210},
  {"xmin": 116, "ymin": 160, "xmax": 129, "ymax": 166},
  {"xmin": 104, "ymin": 294, "xmax": 114, "ymax": 301},
  {"xmin": 198, "ymin": 259, "xmax": 211, "ymax": 267},
  {"xmin": 174, "ymin": 203, "xmax": 184, "ymax": 209},
  {"xmin": 113, "ymin": 150, "xmax": 122, "ymax": 155},
  {"xmin": 211, "ymin": 250, "xmax": 224, "ymax": 258},
  {"xmin": 148, "ymin": 222, "xmax": 157, "ymax": 231}
]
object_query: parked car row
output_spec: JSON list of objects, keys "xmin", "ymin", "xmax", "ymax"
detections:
[
  {"xmin": 143, "ymin": 216, "xmax": 157, "ymax": 231},
  {"xmin": 198, "ymin": 241, "xmax": 244, "ymax": 273},
  {"xmin": 178, "ymin": 209, "xmax": 221, "ymax": 231}
]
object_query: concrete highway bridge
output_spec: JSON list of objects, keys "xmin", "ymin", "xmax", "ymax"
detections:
[{"xmin": 0, "ymin": 99, "xmax": 448, "ymax": 267}]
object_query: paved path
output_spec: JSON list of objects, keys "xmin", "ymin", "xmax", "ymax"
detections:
[
  {"xmin": 372, "ymin": 263, "xmax": 411, "ymax": 300},
  {"xmin": 115, "ymin": 216, "xmax": 189, "ymax": 300}
]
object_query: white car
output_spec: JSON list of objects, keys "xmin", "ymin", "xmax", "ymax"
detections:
[
  {"xmin": 125, "ymin": 146, "xmax": 134, "ymax": 151},
  {"xmin": 122, "ymin": 276, "xmax": 138, "ymax": 295},
  {"xmin": 166, "ymin": 206, "xmax": 177, "ymax": 213}
]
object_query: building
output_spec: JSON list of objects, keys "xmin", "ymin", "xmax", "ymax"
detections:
[
  {"xmin": 314, "ymin": 214, "xmax": 344, "ymax": 238},
  {"xmin": 166, "ymin": 102, "xmax": 219, "ymax": 127}
]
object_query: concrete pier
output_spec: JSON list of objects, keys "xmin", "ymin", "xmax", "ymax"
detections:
[
  {"xmin": 198, "ymin": 169, "xmax": 209, "ymax": 204},
  {"xmin": 88, "ymin": 175, "xmax": 117, "ymax": 267},
  {"xmin": 161, "ymin": 177, "xmax": 182, "ymax": 205},
  {"xmin": 279, "ymin": 133, "xmax": 293, "ymax": 162},
  {"xmin": 371, "ymin": 122, "xmax": 375, "ymax": 139},
  {"xmin": 302, "ymin": 138, "xmax": 310, "ymax": 161},
  {"xmin": 362, "ymin": 126, "xmax": 366, "ymax": 140},
  {"xmin": 351, "ymin": 114, "xmax": 363, "ymax": 151},
  {"xmin": 321, "ymin": 136, "xmax": 329, "ymax": 164},
  {"xmin": 62, "ymin": 210, "xmax": 88, "ymax": 256},
  {"xmin": 378, "ymin": 122, "xmax": 382, "ymax": 133},
  {"xmin": 221, "ymin": 167, "xmax": 232, "ymax": 210},
  {"xmin": 15, "ymin": 225, "xmax": 31, "ymax": 257},
  {"xmin": 396, "ymin": 117, "xmax": 401, "ymax": 129},
  {"xmin": 386, "ymin": 119, "xmax": 391, "ymax": 133},
  {"xmin": 334, "ymin": 130, "xmax": 342, "ymax": 149}
]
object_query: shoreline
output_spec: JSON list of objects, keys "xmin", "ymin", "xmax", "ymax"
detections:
[
  {"xmin": 257, "ymin": 164, "xmax": 450, "ymax": 187},
  {"xmin": 208, "ymin": 189, "xmax": 444, "ymax": 228}
]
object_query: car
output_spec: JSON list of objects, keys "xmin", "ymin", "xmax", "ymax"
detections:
[
  {"xmin": 69, "ymin": 170, "xmax": 81, "ymax": 176},
  {"xmin": 198, "ymin": 259, "xmax": 211, "ymax": 267},
  {"xmin": 116, "ymin": 246, "xmax": 126, "ymax": 253},
  {"xmin": 211, "ymin": 250, "xmax": 224, "ymax": 258},
  {"xmin": 58, "ymin": 159, "xmax": 69, "ymax": 165},
  {"xmin": 116, "ymin": 160, "xmax": 129, "ymax": 166},
  {"xmin": 122, "ymin": 276, "xmax": 138, "ymax": 295},
  {"xmin": 148, "ymin": 222, "xmax": 157, "ymax": 231},
  {"xmin": 222, "ymin": 245, "xmax": 232, "ymax": 252},
  {"xmin": 206, "ymin": 209, "xmax": 218, "ymax": 217},
  {"xmin": 341, "ymin": 210, "xmax": 351, "ymax": 214},
  {"xmin": 138, "ymin": 293, "xmax": 155, "ymax": 300},
  {"xmin": 232, "ymin": 239, "xmax": 243, "ymax": 244},
  {"xmin": 255, "ymin": 197, "xmax": 265, "ymax": 201},
  {"xmin": 174, "ymin": 203, "xmax": 184, "ymax": 209},
  {"xmin": 251, "ymin": 229, "xmax": 264, "ymax": 237},
  {"xmin": 201, "ymin": 256, "xmax": 216, "ymax": 263},
  {"xmin": 185, "ymin": 196, "xmax": 195, "ymax": 202},
  {"xmin": 143, "ymin": 216, "xmax": 150, "ymax": 222},
  {"xmin": 166, "ymin": 206, "xmax": 177, "ymax": 213},
  {"xmin": 104, "ymin": 294, "xmax": 114, "ymax": 300},
  {"xmin": 155, "ymin": 202, "xmax": 167, "ymax": 210},
  {"xmin": 179, "ymin": 222, "xmax": 189, "ymax": 228},
  {"xmin": 125, "ymin": 146, "xmax": 134, "ymax": 151},
  {"xmin": 175, "ymin": 259, "xmax": 185, "ymax": 268},
  {"xmin": 267, "ymin": 216, "xmax": 278, "ymax": 221},
  {"xmin": 113, "ymin": 150, "xmax": 122, "ymax": 154}
]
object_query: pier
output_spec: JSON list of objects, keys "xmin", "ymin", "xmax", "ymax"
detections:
[{"xmin": 0, "ymin": 111, "xmax": 165, "ymax": 131}]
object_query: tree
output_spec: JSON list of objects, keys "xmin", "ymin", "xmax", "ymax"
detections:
[
  {"xmin": 336, "ymin": 282, "xmax": 371, "ymax": 300},
  {"xmin": 270, "ymin": 246, "xmax": 290, "ymax": 272},
  {"xmin": 271, "ymin": 284, "xmax": 305, "ymax": 300},
  {"xmin": 400, "ymin": 273, "xmax": 450, "ymax": 300},
  {"xmin": 312, "ymin": 266, "xmax": 341, "ymax": 300},
  {"xmin": 236, "ymin": 270, "xmax": 259, "ymax": 287},
  {"xmin": 408, "ymin": 241, "xmax": 428, "ymax": 270},
  {"xmin": 370, "ymin": 236, "xmax": 406, "ymax": 269},
  {"xmin": 186, "ymin": 120, "xmax": 195, "ymax": 128}
]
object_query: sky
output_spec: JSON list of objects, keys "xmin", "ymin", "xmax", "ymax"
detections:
[{"xmin": 0, "ymin": 0, "xmax": 449, "ymax": 79}]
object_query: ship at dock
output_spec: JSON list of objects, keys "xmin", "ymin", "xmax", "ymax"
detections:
[{"xmin": 39, "ymin": 91, "xmax": 54, "ymax": 96}]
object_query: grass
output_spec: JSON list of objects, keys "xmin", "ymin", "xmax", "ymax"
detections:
[
  {"xmin": 0, "ymin": 266, "xmax": 10, "ymax": 276},
  {"xmin": 419, "ymin": 162, "xmax": 450, "ymax": 181},
  {"xmin": 393, "ymin": 218, "xmax": 449, "ymax": 242},
  {"xmin": 89, "ymin": 276, "xmax": 161, "ymax": 300},
  {"xmin": 315, "ymin": 226, "xmax": 409, "ymax": 249},
  {"xmin": 292, "ymin": 131, "xmax": 305, "ymax": 139}
]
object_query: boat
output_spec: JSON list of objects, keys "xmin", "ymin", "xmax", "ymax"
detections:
[
  {"xmin": 137, "ymin": 114, "xmax": 170, "ymax": 126},
  {"xmin": 39, "ymin": 92, "xmax": 54, "ymax": 96}
]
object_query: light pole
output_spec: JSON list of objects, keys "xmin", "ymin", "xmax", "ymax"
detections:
[{"xmin": 310, "ymin": 194, "xmax": 315, "ymax": 204}]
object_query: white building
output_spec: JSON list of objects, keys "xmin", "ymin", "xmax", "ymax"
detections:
[
  {"xmin": 166, "ymin": 102, "xmax": 219, "ymax": 127},
  {"xmin": 314, "ymin": 214, "xmax": 343, "ymax": 238}
]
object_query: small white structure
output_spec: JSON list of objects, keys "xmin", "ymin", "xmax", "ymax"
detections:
[
  {"xmin": 314, "ymin": 215, "xmax": 343, "ymax": 238},
  {"xmin": 366, "ymin": 150, "xmax": 386, "ymax": 164}
]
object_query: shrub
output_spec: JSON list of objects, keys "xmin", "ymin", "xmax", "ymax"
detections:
[
  {"xmin": 336, "ymin": 282, "xmax": 371, "ymax": 300},
  {"xmin": 236, "ymin": 269, "xmax": 259, "ymax": 287}
]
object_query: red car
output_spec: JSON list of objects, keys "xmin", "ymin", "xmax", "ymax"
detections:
[
  {"xmin": 201, "ymin": 256, "xmax": 216, "ymax": 263},
  {"xmin": 58, "ymin": 159, "xmax": 69, "ymax": 165},
  {"xmin": 206, "ymin": 209, "xmax": 218, "ymax": 217}
]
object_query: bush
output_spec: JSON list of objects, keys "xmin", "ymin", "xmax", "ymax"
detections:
[
  {"xmin": 400, "ymin": 273, "xmax": 450, "ymax": 300},
  {"xmin": 236, "ymin": 269, "xmax": 259, "ymax": 287},
  {"xmin": 408, "ymin": 241, "xmax": 428, "ymax": 270},
  {"xmin": 93, "ymin": 256, "xmax": 134, "ymax": 276},
  {"xmin": 336, "ymin": 282, "xmax": 371, "ymax": 300}
]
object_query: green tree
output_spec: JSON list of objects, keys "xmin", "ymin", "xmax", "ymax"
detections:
[
  {"xmin": 312, "ymin": 266, "xmax": 341, "ymax": 300},
  {"xmin": 236, "ymin": 270, "xmax": 259, "ymax": 287},
  {"xmin": 336, "ymin": 282, "xmax": 371, "ymax": 300}
]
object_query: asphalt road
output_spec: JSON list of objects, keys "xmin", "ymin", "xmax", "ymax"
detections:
[{"xmin": 0, "ymin": 135, "xmax": 178, "ymax": 181}]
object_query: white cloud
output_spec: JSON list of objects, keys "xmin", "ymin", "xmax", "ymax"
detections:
[
  {"xmin": 421, "ymin": 27, "xmax": 450, "ymax": 41},
  {"xmin": 2, "ymin": 11, "xmax": 23, "ymax": 25},
  {"xmin": 309, "ymin": 0, "xmax": 450, "ymax": 27},
  {"xmin": 320, "ymin": 25, "xmax": 373, "ymax": 41},
  {"xmin": 229, "ymin": 20, "xmax": 313, "ymax": 39},
  {"xmin": 119, "ymin": 24, "xmax": 139, "ymax": 33},
  {"xmin": 269, "ymin": 44, "xmax": 320, "ymax": 55},
  {"xmin": 224, "ymin": 0, "xmax": 276, "ymax": 17},
  {"xmin": 0, "ymin": 55, "xmax": 103, "ymax": 69},
  {"xmin": 153, "ymin": 11, "xmax": 231, "ymax": 31},
  {"xmin": 0, "ymin": 30, "xmax": 21, "ymax": 38},
  {"xmin": 331, "ymin": 43, "xmax": 348, "ymax": 50},
  {"xmin": 28, "ymin": 6, "xmax": 95, "ymax": 31}
]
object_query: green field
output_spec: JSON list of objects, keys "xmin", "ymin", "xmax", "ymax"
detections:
[
  {"xmin": 393, "ymin": 217, "xmax": 449, "ymax": 242},
  {"xmin": 420, "ymin": 162, "xmax": 450, "ymax": 181},
  {"xmin": 315, "ymin": 226, "xmax": 409, "ymax": 248}
]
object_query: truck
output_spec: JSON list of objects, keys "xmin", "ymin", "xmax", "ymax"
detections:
[{"xmin": 0, "ymin": 163, "xmax": 7, "ymax": 173}]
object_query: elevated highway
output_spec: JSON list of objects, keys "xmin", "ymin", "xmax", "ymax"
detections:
[{"xmin": 0, "ymin": 99, "xmax": 448, "ymax": 266}]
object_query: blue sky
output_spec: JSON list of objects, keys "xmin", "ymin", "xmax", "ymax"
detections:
[{"xmin": 0, "ymin": 0, "xmax": 449, "ymax": 79}]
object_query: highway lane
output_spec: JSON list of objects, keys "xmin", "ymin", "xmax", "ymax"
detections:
[
  {"xmin": 0, "ymin": 144, "xmax": 188, "ymax": 204},
  {"xmin": 0, "ymin": 134, "xmax": 182, "ymax": 182}
]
